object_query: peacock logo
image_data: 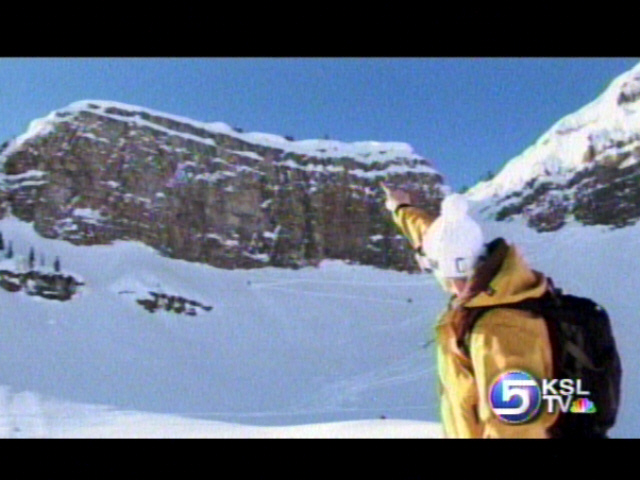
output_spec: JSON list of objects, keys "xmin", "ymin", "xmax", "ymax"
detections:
[{"xmin": 570, "ymin": 397, "xmax": 597, "ymax": 414}]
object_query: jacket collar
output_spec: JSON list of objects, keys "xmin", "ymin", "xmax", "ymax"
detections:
[{"xmin": 452, "ymin": 238, "xmax": 547, "ymax": 310}]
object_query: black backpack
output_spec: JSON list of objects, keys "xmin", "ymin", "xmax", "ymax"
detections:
[{"xmin": 461, "ymin": 279, "xmax": 622, "ymax": 439}]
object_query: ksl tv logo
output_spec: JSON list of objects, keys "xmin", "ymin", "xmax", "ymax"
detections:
[{"xmin": 489, "ymin": 370, "xmax": 596, "ymax": 424}]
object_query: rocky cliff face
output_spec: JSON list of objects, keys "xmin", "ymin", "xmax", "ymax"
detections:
[
  {"xmin": 467, "ymin": 62, "xmax": 640, "ymax": 232},
  {"xmin": 0, "ymin": 101, "xmax": 445, "ymax": 271}
]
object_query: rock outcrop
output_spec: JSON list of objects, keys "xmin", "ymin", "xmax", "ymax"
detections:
[{"xmin": 0, "ymin": 101, "xmax": 446, "ymax": 271}]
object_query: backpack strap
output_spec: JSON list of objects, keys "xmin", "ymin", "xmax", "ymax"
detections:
[{"xmin": 564, "ymin": 341, "xmax": 599, "ymax": 371}]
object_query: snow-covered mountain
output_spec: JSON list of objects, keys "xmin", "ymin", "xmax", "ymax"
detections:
[
  {"xmin": 467, "ymin": 61, "xmax": 640, "ymax": 232},
  {"xmin": 0, "ymin": 100, "xmax": 445, "ymax": 272}
]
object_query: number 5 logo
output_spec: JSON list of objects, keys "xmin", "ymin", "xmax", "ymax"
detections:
[{"xmin": 489, "ymin": 371, "xmax": 542, "ymax": 424}]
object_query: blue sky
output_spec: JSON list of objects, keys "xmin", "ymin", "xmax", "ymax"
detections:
[{"xmin": 1, "ymin": 57, "xmax": 638, "ymax": 191}]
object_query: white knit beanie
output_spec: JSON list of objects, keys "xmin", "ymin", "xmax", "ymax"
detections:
[{"xmin": 422, "ymin": 194, "xmax": 485, "ymax": 279}]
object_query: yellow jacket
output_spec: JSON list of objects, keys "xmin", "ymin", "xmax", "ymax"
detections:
[{"xmin": 393, "ymin": 205, "xmax": 559, "ymax": 438}]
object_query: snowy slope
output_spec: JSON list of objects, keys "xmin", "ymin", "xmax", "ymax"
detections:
[
  {"xmin": 0, "ymin": 393, "xmax": 442, "ymax": 438},
  {"xmin": 0, "ymin": 213, "xmax": 446, "ymax": 437},
  {"xmin": 0, "ymin": 211, "xmax": 637, "ymax": 438},
  {"xmin": 467, "ymin": 61, "xmax": 640, "ymax": 203}
]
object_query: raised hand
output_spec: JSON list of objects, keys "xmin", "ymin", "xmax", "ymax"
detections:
[{"xmin": 380, "ymin": 182, "xmax": 411, "ymax": 212}]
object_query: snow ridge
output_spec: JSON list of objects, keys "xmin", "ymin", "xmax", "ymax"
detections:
[
  {"xmin": 3, "ymin": 99, "xmax": 432, "ymax": 170},
  {"xmin": 467, "ymin": 61, "xmax": 640, "ymax": 203}
]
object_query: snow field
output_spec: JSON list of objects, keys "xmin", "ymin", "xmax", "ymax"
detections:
[{"xmin": 0, "ymin": 215, "xmax": 638, "ymax": 437}]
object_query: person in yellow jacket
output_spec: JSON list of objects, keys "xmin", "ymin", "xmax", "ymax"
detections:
[{"xmin": 381, "ymin": 184, "xmax": 559, "ymax": 438}]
